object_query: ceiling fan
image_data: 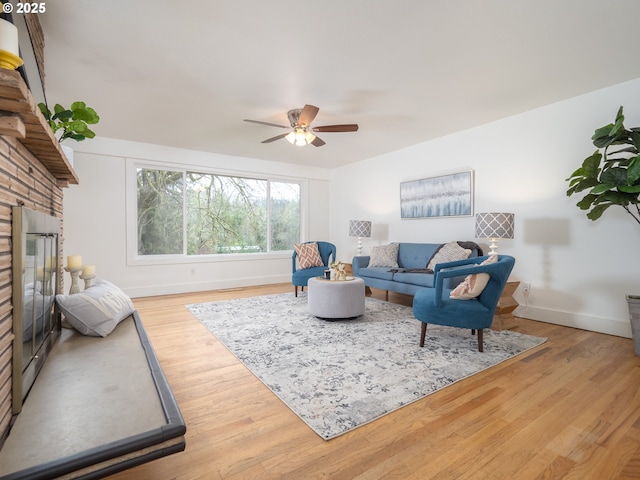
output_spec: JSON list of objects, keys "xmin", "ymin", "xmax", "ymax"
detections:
[{"xmin": 244, "ymin": 104, "xmax": 358, "ymax": 147}]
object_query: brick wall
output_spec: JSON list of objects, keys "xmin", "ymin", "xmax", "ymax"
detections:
[{"xmin": 0, "ymin": 134, "xmax": 64, "ymax": 443}]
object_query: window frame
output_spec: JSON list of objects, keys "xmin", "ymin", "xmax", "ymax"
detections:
[{"xmin": 125, "ymin": 158, "xmax": 308, "ymax": 266}]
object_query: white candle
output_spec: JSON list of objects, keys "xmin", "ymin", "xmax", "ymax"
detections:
[
  {"xmin": 67, "ymin": 255, "xmax": 82, "ymax": 269},
  {"xmin": 82, "ymin": 265, "xmax": 96, "ymax": 276},
  {"xmin": 0, "ymin": 19, "xmax": 19, "ymax": 57}
]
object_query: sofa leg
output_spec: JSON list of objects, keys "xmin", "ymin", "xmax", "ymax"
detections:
[
  {"xmin": 385, "ymin": 290, "xmax": 389, "ymax": 301},
  {"xmin": 478, "ymin": 329, "xmax": 484, "ymax": 352},
  {"xmin": 419, "ymin": 323, "xmax": 427, "ymax": 347}
]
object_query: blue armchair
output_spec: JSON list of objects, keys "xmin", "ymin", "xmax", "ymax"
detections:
[
  {"xmin": 292, "ymin": 241, "xmax": 337, "ymax": 297},
  {"xmin": 412, "ymin": 255, "xmax": 515, "ymax": 352}
]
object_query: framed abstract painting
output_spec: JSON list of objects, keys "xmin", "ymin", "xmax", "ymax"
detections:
[{"xmin": 400, "ymin": 170, "xmax": 474, "ymax": 219}]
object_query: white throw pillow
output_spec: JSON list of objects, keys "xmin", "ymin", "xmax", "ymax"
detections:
[
  {"xmin": 427, "ymin": 242, "xmax": 472, "ymax": 271},
  {"xmin": 450, "ymin": 255, "xmax": 498, "ymax": 300},
  {"xmin": 368, "ymin": 243, "xmax": 399, "ymax": 268},
  {"xmin": 55, "ymin": 278, "xmax": 135, "ymax": 337}
]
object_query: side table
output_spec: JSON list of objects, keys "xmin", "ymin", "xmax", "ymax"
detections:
[
  {"xmin": 492, "ymin": 281, "xmax": 520, "ymax": 330},
  {"xmin": 308, "ymin": 276, "xmax": 366, "ymax": 319}
]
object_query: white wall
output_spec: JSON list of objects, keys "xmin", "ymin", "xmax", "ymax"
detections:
[
  {"xmin": 331, "ymin": 78, "xmax": 640, "ymax": 338},
  {"xmin": 63, "ymin": 138, "xmax": 331, "ymax": 298}
]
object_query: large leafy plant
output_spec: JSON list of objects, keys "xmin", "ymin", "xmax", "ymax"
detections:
[
  {"xmin": 37, "ymin": 101, "xmax": 100, "ymax": 142},
  {"xmin": 566, "ymin": 106, "xmax": 640, "ymax": 227}
]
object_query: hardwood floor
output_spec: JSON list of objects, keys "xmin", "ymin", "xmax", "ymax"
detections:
[{"xmin": 107, "ymin": 284, "xmax": 640, "ymax": 480}]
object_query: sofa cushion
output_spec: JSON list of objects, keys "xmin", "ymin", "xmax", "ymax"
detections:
[
  {"xmin": 357, "ymin": 267, "xmax": 395, "ymax": 281},
  {"xmin": 426, "ymin": 242, "xmax": 471, "ymax": 270},
  {"xmin": 368, "ymin": 243, "xmax": 399, "ymax": 267},
  {"xmin": 450, "ymin": 255, "xmax": 497, "ymax": 300},
  {"xmin": 55, "ymin": 278, "xmax": 135, "ymax": 337},
  {"xmin": 295, "ymin": 242, "xmax": 324, "ymax": 269},
  {"xmin": 397, "ymin": 243, "xmax": 441, "ymax": 269},
  {"xmin": 392, "ymin": 272, "xmax": 435, "ymax": 288}
]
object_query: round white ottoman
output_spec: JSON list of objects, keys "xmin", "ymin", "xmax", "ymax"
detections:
[{"xmin": 307, "ymin": 276, "xmax": 366, "ymax": 319}]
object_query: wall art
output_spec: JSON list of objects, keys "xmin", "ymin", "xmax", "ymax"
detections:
[{"xmin": 400, "ymin": 170, "xmax": 473, "ymax": 219}]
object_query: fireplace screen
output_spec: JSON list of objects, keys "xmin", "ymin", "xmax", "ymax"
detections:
[{"xmin": 12, "ymin": 207, "xmax": 61, "ymax": 414}]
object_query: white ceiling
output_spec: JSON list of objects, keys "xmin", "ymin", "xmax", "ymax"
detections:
[{"xmin": 38, "ymin": 0, "xmax": 640, "ymax": 169}]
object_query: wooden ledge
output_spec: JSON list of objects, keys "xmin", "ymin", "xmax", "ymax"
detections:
[{"xmin": 0, "ymin": 69, "xmax": 78, "ymax": 185}]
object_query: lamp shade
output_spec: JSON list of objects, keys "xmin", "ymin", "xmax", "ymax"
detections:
[
  {"xmin": 349, "ymin": 220, "xmax": 372, "ymax": 238},
  {"xmin": 475, "ymin": 213, "xmax": 515, "ymax": 239}
]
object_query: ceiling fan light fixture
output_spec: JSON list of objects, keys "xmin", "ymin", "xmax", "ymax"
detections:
[
  {"xmin": 305, "ymin": 130, "xmax": 316, "ymax": 144},
  {"xmin": 285, "ymin": 131, "xmax": 296, "ymax": 145},
  {"xmin": 286, "ymin": 127, "xmax": 309, "ymax": 146}
]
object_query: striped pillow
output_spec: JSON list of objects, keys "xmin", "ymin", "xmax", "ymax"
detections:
[{"xmin": 295, "ymin": 243, "xmax": 324, "ymax": 269}]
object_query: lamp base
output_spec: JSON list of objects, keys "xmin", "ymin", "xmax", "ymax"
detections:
[
  {"xmin": 356, "ymin": 237, "xmax": 363, "ymax": 256},
  {"xmin": 488, "ymin": 238, "xmax": 499, "ymax": 256}
]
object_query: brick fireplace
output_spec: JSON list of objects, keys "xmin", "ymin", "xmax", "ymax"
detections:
[{"xmin": 0, "ymin": 68, "xmax": 78, "ymax": 444}]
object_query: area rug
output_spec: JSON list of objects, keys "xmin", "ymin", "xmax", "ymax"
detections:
[{"xmin": 186, "ymin": 293, "xmax": 546, "ymax": 440}]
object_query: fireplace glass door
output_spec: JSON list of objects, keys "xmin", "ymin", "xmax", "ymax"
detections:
[
  {"xmin": 21, "ymin": 233, "xmax": 58, "ymax": 381},
  {"xmin": 12, "ymin": 207, "xmax": 61, "ymax": 413}
]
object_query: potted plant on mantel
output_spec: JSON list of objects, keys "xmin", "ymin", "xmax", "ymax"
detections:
[
  {"xmin": 37, "ymin": 101, "xmax": 100, "ymax": 165},
  {"xmin": 566, "ymin": 106, "xmax": 640, "ymax": 353}
]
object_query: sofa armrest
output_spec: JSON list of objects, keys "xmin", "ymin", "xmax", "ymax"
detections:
[{"xmin": 352, "ymin": 256, "xmax": 370, "ymax": 276}]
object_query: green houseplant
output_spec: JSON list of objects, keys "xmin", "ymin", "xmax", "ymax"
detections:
[
  {"xmin": 37, "ymin": 101, "xmax": 100, "ymax": 142},
  {"xmin": 566, "ymin": 106, "xmax": 640, "ymax": 353}
]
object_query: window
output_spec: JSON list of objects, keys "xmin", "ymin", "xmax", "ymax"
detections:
[{"xmin": 135, "ymin": 167, "xmax": 301, "ymax": 257}]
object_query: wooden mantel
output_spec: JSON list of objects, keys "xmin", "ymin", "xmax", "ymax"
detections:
[{"xmin": 0, "ymin": 69, "xmax": 78, "ymax": 186}]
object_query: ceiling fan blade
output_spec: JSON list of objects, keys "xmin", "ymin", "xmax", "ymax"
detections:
[
  {"xmin": 244, "ymin": 119, "xmax": 289, "ymax": 129},
  {"xmin": 261, "ymin": 133, "xmax": 289, "ymax": 143},
  {"xmin": 311, "ymin": 136, "xmax": 326, "ymax": 147},
  {"xmin": 298, "ymin": 104, "xmax": 319, "ymax": 127},
  {"xmin": 312, "ymin": 124, "xmax": 359, "ymax": 133}
]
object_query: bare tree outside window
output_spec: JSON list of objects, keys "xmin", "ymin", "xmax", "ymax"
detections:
[
  {"xmin": 136, "ymin": 167, "xmax": 300, "ymax": 256},
  {"xmin": 186, "ymin": 173, "xmax": 267, "ymax": 254},
  {"xmin": 270, "ymin": 182, "xmax": 300, "ymax": 251},
  {"xmin": 137, "ymin": 168, "xmax": 184, "ymax": 255}
]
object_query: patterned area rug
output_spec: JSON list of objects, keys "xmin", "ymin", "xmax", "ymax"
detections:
[{"xmin": 187, "ymin": 293, "xmax": 546, "ymax": 440}]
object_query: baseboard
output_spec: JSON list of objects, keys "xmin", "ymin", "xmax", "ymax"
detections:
[
  {"xmin": 123, "ymin": 274, "xmax": 292, "ymax": 298},
  {"xmin": 515, "ymin": 305, "xmax": 632, "ymax": 339}
]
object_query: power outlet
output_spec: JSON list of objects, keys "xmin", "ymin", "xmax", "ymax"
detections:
[{"xmin": 522, "ymin": 282, "xmax": 531, "ymax": 297}]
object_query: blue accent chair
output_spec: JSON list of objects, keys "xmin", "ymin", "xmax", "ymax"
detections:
[
  {"xmin": 292, "ymin": 241, "xmax": 337, "ymax": 297},
  {"xmin": 413, "ymin": 255, "xmax": 515, "ymax": 352}
]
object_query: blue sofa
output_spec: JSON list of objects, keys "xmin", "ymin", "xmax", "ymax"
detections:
[{"xmin": 352, "ymin": 242, "xmax": 481, "ymax": 297}]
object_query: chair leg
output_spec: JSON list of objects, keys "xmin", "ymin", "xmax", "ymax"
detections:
[
  {"xmin": 478, "ymin": 329, "xmax": 484, "ymax": 352},
  {"xmin": 419, "ymin": 323, "xmax": 427, "ymax": 347},
  {"xmin": 294, "ymin": 286, "xmax": 298, "ymax": 297}
]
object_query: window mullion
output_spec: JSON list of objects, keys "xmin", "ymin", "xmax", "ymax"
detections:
[{"xmin": 183, "ymin": 171, "xmax": 187, "ymax": 256}]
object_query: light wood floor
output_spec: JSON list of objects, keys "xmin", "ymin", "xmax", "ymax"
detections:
[{"xmin": 107, "ymin": 284, "xmax": 640, "ymax": 480}]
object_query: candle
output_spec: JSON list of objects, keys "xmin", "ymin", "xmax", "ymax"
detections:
[
  {"xmin": 67, "ymin": 255, "xmax": 82, "ymax": 269},
  {"xmin": 82, "ymin": 265, "xmax": 96, "ymax": 276},
  {"xmin": 0, "ymin": 19, "xmax": 19, "ymax": 57}
]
